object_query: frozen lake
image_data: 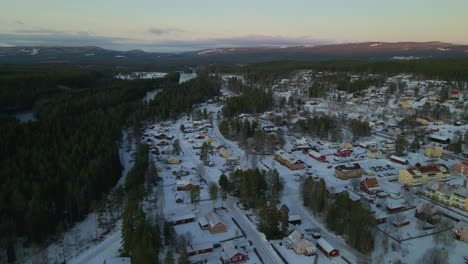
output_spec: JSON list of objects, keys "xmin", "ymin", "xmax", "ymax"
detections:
[{"xmin": 179, "ymin": 72, "xmax": 197, "ymax": 84}]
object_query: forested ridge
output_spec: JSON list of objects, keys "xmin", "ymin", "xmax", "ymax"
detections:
[
  {"xmin": 0, "ymin": 66, "xmax": 176, "ymax": 260},
  {"xmin": 244, "ymin": 58, "xmax": 468, "ymax": 83}
]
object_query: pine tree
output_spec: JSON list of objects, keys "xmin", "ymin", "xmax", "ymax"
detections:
[
  {"xmin": 410, "ymin": 138, "xmax": 420, "ymax": 152},
  {"xmin": 190, "ymin": 186, "xmax": 201, "ymax": 210},
  {"xmin": 164, "ymin": 249, "xmax": 174, "ymax": 264},
  {"xmin": 280, "ymin": 205, "xmax": 289, "ymax": 235},
  {"xmin": 208, "ymin": 183, "xmax": 219, "ymax": 210}
]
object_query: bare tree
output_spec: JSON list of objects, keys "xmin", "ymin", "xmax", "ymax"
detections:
[
  {"xmin": 433, "ymin": 220, "xmax": 454, "ymax": 248},
  {"xmin": 420, "ymin": 247, "xmax": 448, "ymax": 264}
]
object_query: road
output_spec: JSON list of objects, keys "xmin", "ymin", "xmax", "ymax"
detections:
[
  {"xmin": 210, "ymin": 106, "xmax": 368, "ymax": 263},
  {"xmin": 211, "ymin": 107, "xmax": 249, "ymax": 168},
  {"xmin": 69, "ymin": 225, "xmax": 122, "ymax": 264},
  {"xmin": 225, "ymin": 199, "xmax": 284, "ymax": 264},
  {"xmin": 281, "ymin": 183, "xmax": 369, "ymax": 264},
  {"xmin": 176, "ymin": 114, "xmax": 283, "ymax": 263}
]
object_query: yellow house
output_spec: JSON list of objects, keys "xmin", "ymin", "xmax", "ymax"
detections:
[
  {"xmin": 399, "ymin": 164, "xmax": 450, "ymax": 186},
  {"xmin": 425, "ymin": 182, "xmax": 468, "ymax": 212},
  {"xmin": 341, "ymin": 142, "xmax": 353, "ymax": 150},
  {"xmin": 425, "ymin": 145, "xmax": 443, "ymax": 157},
  {"xmin": 167, "ymin": 157, "xmax": 181, "ymax": 164},
  {"xmin": 429, "ymin": 94, "xmax": 440, "ymax": 101},
  {"xmin": 452, "ymin": 188, "xmax": 468, "ymax": 211},
  {"xmin": 399, "ymin": 100, "xmax": 412, "ymax": 108},
  {"xmin": 416, "ymin": 118, "xmax": 429, "ymax": 126},
  {"xmin": 220, "ymin": 150, "xmax": 232, "ymax": 159},
  {"xmin": 156, "ymin": 166, "xmax": 163, "ymax": 172},
  {"xmin": 275, "ymin": 150, "xmax": 305, "ymax": 170},
  {"xmin": 206, "ymin": 138, "xmax": 215, "ymax": 144}
]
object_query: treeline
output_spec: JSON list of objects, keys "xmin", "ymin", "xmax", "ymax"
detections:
[
  {"xmin": 121, "ymin": 144, "xmax": 162, "ymax": 263},
  {"xmin": 227, "ymin": 77, "xmax": 248, "ymax": 94},
  {"xmin": 350, "ymin": 119, "xmax": 371, "ymax": 139},
  {"xmin": 222, "ymin": 87, "xmax": 274, "ymax": 118},
  {"xmin": 147, "ymin": 74, "xmax": 221, "ymax": 120},
  {"xmin": 226, "ymin": 169, "xmax": 287, "ymax": 239},
  {"xmin": 0, "ymin": 67, "xmax": 175, "ymax": 261},
  {"xmin": 295, "ymin": 116, "xmax": 340, "ymax": 141},
  {"xmin": 0, "ymin": 65, "xmax": 111, "ymax": 111},
  {"xmin": 244, "ymin": 59, "xmax": 468, "ymax": 82},
  {"xmin": 219, "ymin": 118, "xmax": 284, "ymax": 154},
  {"xmin": 336, "ymin": 78, "xmax": 384, "ymax": 93},
  {"xmin": 301, "ymin": 177, "xmax": 374, "ymax": 254}
]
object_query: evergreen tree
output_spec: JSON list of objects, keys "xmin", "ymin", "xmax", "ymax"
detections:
[
  {"xmin": 280, "ymin": 205, "xmax": 289, "ymax": 235},
  {"xmin": 190, "ymin": 186, "xmax": 201, "ymax": 209},
  {"xmin": 164, "ymin": 249, "xmax": 174, "ymax": 264},
  {"xmin": 410, "ymin": 138, "xmax": 421, "ymax": 152},
  {"xmin": 208, "ymin": 183, "xmax": 219, "ymax": 210},
  {"xmin": 395, "ymin": 137, "xmax": 408, "ymax": 156}
]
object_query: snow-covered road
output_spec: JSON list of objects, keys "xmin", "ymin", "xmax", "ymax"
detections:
[{"xmin": 226, "ymin": 199, "xmax": 284, "ymax": 264}]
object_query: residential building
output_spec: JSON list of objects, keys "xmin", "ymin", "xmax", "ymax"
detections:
[
  {"xmin": 169, "ymin": 213, "xmax": 196, "ymax": 226},
  {"xmin": 399, "ymin": 163, "xmax": 450, "ymax": 186},
  {"xmin": 335, "ymin": 163, "xmax": 362, "ymax": 180},
  {"xmin": 275, "ymin": 150, "xmax": 305, "ymax": 170},
  {"xmin": 220, "ymin": 241, "xmax": 247, "ymax": 264},
  {"xmin": 454, "ymin": 221, "xmax": 468, "ymax": 243},
  {"xmin": 360, "ymin": 178, "xmax": 382, "ymax": 194},
  {"xmin": 415, "ymin": 203, "xmax": 441, "ymax": 224},
  {"xmin": 186, "ymin": 242, "xmax": 214, "ymax": 256},
  {"xmin": 205, "ymin": 212, "xmax": 227, "ymax": 234},
  {"xmin": 424, "ymin": 181, "xmax": 468, "ymax": 212},
  {"xmin": 425, "ymin": 145, "xmax": 443, "ymax": 157},
  {"xmin": 176, "ymin": 180, "xmax": 197, "ymax": 191},
  {"xmin": 366, "ymin": 148, "xmax": 382, "ymax": 159},
  {"xmin": 286, "ymin": 230, "xmax": 316, "ymax": 256},
  {"xmin": 316, "ymin": 238, "xmax": 339, "ymax": 257},
  {"xmin": 390, "ymin": 155, "xmax": 408, "ymax": 165},
  {"xmin": 453, "ymin": 161, "xmax": 468, "ymax": 177},
  {"xmin": 167, "ymin": 156, "xmax": 181, "ymax": 164}
]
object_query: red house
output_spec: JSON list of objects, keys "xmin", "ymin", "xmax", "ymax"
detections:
[
  {"xmin": 186, "ymin": 242, "xmax": 214, "ymax": 256},
  {"xmin": 316, "ymin": 238, "xmax": 339, "ymax": 257},
  {"xmin": 360, "ymin": 178, "xmax": 382, "ymax": 194},
  {"xmin": 308, "ymin": 150, "xmax": 326, "ymax": 162},
  {"xmin": 169, "ymin": 213, "xmax": 195, "ymax": 226},
  {"xmin": 336, "ymin": 148, "xmax": 351, "ymax": 157},
  {"xmin": 221, "ymin": 241, "xmax": 247, "ymax": 264},
  {"xmin": 157, "ymin": 140, "xmax": 169, "ymax": 146}
]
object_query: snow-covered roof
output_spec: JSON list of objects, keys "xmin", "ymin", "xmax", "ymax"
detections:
[
  {"xmin": 187, "ymin": 242, "xmax": 213, "ymax": 252},
  {"xmin": 205, "ymin": 212, "xmax": 225, "ymax": 227},
  {"xmin": 288, "ymin": 214, "xmax": 302, "ymax": 222},
  {"xmin": 171, "ymin": 213, "xmax": 195, "ymax": 222},
  {"xmin": 221, "ymin": 241, "xmax": 243, "ymax": 260},
  {"xmin": 390, "ymin": 155, "xmax": 407, "ymax": 162},
  {"xmin": 317, "ymin": 238, "xmax": 335, "ymax": 253}
]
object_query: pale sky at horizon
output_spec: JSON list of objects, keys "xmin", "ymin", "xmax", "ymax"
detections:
[{"xmin": 1, "ymin": 0, "xmax": 467, "ymax": 52}]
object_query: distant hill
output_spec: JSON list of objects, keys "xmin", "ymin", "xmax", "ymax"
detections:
[{"xmin": 1, "ymin": 41, "xmax": 467, "ymax": 65}]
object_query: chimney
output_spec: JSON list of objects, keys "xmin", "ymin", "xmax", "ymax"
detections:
[{"xmin": 464, "ymin": 180, "xmax": 467, "ymax": 188}]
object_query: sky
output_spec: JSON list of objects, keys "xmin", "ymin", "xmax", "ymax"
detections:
[{"xmin": 1, "ymin": 0, "xmax": 467, "ymax": 52}]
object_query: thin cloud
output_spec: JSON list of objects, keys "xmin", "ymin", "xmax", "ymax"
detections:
[
  {"xmin": 149, "ymin": 27, "xmax": 185, "ymax": 35},
  {"xmin": 14, "ymin": 29, "xmax": 67, "ymax": 34}
]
